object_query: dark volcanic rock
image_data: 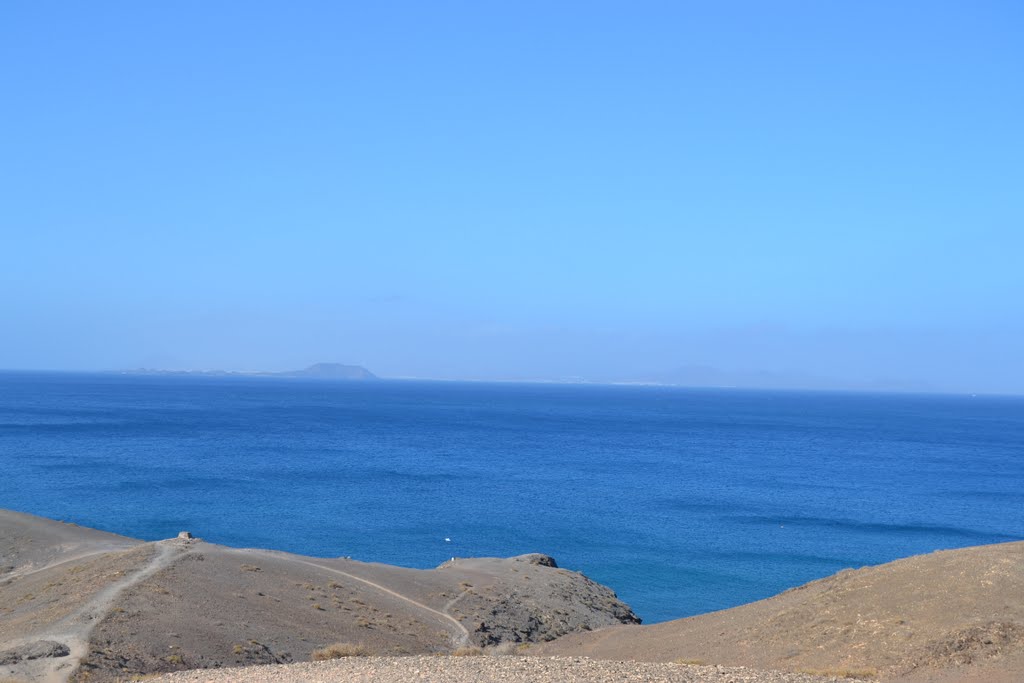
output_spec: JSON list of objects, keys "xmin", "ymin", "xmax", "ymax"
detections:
[
  {"xmin": 516, "ymin": 553, "xmax": 558, "ymax": 568},
  {"xmin": 0, "ymin": 639, "xmax": 70, "ymax": 664}
]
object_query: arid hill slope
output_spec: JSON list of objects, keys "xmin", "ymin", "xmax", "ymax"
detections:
[
  {"xmin": 538, "ymin": 541, "xmax": 1024, "ymax": 683},
  {"xmin": 6, "ymin": 509, "xmax": 1022, "ymax": 683},
  {"xmin": 0, "ymin": 509, "xmax": 637, "ymax": 683}
]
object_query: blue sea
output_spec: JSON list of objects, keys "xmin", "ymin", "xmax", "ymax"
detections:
[{"xmin": 1, "ymin": 372, "xmax": 1022, "ymax": 623}]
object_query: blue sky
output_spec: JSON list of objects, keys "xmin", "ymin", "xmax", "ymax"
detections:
[{"xmin": 2, "ymin": 2, "xmax": 1022, "ymax": 392}]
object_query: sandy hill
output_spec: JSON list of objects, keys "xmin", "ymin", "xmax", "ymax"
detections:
[
  {"xmin": 0, "ymin": 509, "xmax": 637, "ymax": 683},
  {"xmin": 537, "ymin": 541, "xmax": 1024, "ymax": 683}
]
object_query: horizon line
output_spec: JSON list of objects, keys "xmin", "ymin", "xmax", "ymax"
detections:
[{"xmin": 0, "ymin": 367, "xmax": 1020, "ymax": 399}]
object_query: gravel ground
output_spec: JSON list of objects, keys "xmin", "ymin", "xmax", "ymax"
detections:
[{"xmin": 151, "ymin": 656, "xmax": 864, "ymax": 683}]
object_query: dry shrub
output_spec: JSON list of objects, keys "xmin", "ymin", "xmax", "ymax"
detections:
[
  {"xmin": 311, "ymin": 642, "xmax": 370, "ymax": 660},
  {"xmin": 486, "ymin": 642, "xmax": 521, "ymax": 656},
  {"xmin": 451, "ymin": 646, "xmax": 484, "ymax": 656}
]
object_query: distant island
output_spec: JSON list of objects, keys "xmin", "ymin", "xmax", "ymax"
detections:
[
  {"xmin": 117, "ymin": 362, "xmax": 378, "ymax": 381},
  {"xmin": 276, "ymin": 362, "xmax": 378, "ymax": 380}
]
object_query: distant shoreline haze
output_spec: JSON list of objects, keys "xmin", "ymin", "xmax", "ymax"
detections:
[
  {"xmin": 115, "ymin": 362, "xmax": 378, "ymax": 381},
  {"xmin": 1, "ymin": 362, "xmax": 1006, "ymax": 395}
]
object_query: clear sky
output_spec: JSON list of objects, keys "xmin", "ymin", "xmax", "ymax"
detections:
[{"xmin": 2, "ymin": 2, "xmax": 1022, "ymax": 393}]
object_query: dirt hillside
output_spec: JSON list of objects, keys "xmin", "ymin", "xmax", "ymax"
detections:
[
  {"xmin": 537, "ymin": 541, "xmax": 1024, "ymax": 683},
  {"xmin": 0, "ymin": 509, "xmax": 637, "ymax": 683}
]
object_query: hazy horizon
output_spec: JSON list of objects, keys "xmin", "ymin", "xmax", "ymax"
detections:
[
  {"xmin": 1, "ymin": 361, "xmax": 1017, "ymax": 397},
  {"xmin": 3, "ymin": 3, "xmax": 1022, "ymax": 395}
]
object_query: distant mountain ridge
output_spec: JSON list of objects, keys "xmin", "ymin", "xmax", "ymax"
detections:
[{"xmin": 117, "ymin": 363, "xmax": 378, "ymax": 380}]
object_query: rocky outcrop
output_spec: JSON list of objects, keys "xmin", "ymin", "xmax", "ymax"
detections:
[
  {"xmin": 0, "ymin": 639, "xmax": 71, "ymax": 665},
  {"xmin": 442, "ymin": 555, "xmax": 640, "ymax": 647}
]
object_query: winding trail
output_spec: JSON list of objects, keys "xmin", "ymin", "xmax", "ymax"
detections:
[
  {"xmin": 1, "ymin": 539, "xmax": 191, "ymax": 683},
  {"xmin": 290, "ymin": 559, "xmax": 472, "ymax": 648},
  {"xmin": 443, "ymin": 586, "xmax": 474, "ymax": 616},
  {"xmin": 4, "ymin": 549, "xmax": 127, "ymax": 584}
]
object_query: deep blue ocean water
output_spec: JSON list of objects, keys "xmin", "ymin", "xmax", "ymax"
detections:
[{"xmin": 1, "ymin": 372, "xmax": 1022, "ymax": 623}]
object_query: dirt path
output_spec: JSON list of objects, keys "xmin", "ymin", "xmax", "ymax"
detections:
[
  {"xmin": 442, "ymin": 586, "xmax": 474, "ymax": 616},
  {"xmin": 1, "ymin": 539, "xmax": 191, "ymax": 683},
  {"xmin": 5, "ymin": 549, "xmax": 123, "ymax": 583},
  {"xmin": 290, "ymin": 559, "xmax": 472, "ymax": 648}
]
